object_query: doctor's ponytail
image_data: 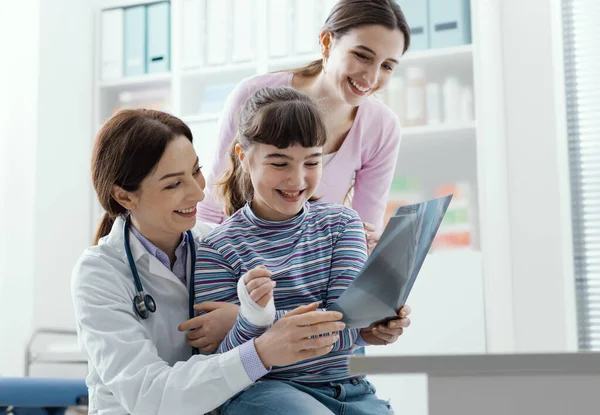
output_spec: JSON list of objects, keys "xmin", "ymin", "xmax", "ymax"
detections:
[
  {"xmin": 94, "ymin": 213, "xmax": 116, "ymax": 245},
  {"xmin": 91, "ymin": 109, "xmax": 193, "ymax": 245}
]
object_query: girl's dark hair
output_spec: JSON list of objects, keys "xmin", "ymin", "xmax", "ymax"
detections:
[
  {"xmin": 91, "ymin": 109, "xmax": 193, "ymax": 244},
  {"xmin": 217, "ymin": 86, "xmax": 328, "ymax": 216},
  {"xmin": 291, "ymin": 0, "xmax": 411, "ymax": 77}
]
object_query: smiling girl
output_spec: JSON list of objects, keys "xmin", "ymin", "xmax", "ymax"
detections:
[{"xmin": 194, "ymin": 87, "xmax": 408, "ymax": 414}]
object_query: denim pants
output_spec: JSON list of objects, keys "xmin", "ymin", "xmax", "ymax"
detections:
[{"xmin": 221, "ymin": 377, "xmax": 394, "ymax": 415}]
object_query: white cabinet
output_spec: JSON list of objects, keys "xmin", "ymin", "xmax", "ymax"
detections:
[{"xmin": 91, "ymin": 5, "xmax": 512, "ymax": 415}]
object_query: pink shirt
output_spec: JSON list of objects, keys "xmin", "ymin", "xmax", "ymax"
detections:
[{"xmin": 197, "ymin": 72, "xmax": 402, "ymax": 231}]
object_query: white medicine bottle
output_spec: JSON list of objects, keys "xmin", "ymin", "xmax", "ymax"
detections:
[{"xmin": 405, "ymin": 67, "xmax": 427, "ymax": 127}]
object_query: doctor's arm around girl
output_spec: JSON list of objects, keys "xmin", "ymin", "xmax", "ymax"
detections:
[
  {"xmin": 193, "ymin": 86, "xmax": 408, "ymax": 415},
  {"xmin": 70, "ymin": 109, "xmax": 346, "ymax": 415}
]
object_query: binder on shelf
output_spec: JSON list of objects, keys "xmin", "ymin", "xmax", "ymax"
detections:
[
  {"xmin": 124, "ymin": 5, "xmax": 147, "ymax": 76},
  {"xmin": 205, "ymin": 0, "xmax": 230, "ymax": 65},
  {"xmin": 293, "ymin": 0, "xmax": 319, "ymax": 55},
  {"xmin": 231, "ymin": 0, "xmax": 256, "ymax": 62},
  {"xmin": 397, "ymin": 0, "xmax": 429, "ymax": 51},
  {"xmin": 146, "ymin": 1, "xmax": 171, "ymax": 73},
  {"xmin": 268, "ymin": 0, "xmax": 291, "ymax": 58},
  {"xmin": 181, "ymin": 0, "xmax": 205, "ymax": 69},
  {"xmin": 429, "ymin": 0, "xmax": 471, "ymax": 48},
  {"xmin": 100, "ymin": 8, "xmax": 124, "ymax": 80}
]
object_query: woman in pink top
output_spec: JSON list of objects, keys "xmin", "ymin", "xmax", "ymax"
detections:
[
  {"xmin": 198, "ymin": 0, "xmax": 410, "ymax": 250},
  {"xmin": 187, "ymin": 0, "xmax": 413, "ymax": 358}
]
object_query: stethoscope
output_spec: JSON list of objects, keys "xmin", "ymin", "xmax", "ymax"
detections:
[{"xmin": 123, "ymin": 215, "xmax": 196, "ymax": 321}]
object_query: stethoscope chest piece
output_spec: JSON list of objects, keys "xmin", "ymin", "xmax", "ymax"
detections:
[
  {"xmin": 124, "ymin": 216, "xmax": 158, "ymax": 320},
  {"xmin": 134, "ymin": 292, "xmax": 157, "ymax": 319}
]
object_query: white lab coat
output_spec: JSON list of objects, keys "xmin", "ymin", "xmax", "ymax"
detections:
[{"xmin": 71, "ymin": 216, "xmax": 253, "ymax": 414}]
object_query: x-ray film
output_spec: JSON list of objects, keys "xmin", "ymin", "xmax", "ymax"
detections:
[{"xmin": 328, "ymin": 194, "xmax": 453, "ymax": 328}]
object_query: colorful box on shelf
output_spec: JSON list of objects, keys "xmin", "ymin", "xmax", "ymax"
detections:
[
  {"xmin": 384, "ymin": 176, "xmax": 423, "ymax": 227},
  {"xmin": 432, "ymin": 182, "xmax": 473, "ymax": 250}
]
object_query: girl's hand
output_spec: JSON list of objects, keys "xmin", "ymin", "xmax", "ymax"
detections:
[
  {"xmin": 243, "ymin": 265, "xmax": 276, "ymax": 308},
  {"xmin": 363, "ymin": 222, "xmax": 381, "ymax": 255},
  {"xmin": 254, "ymin": 303, "xmax": 345, "ymax": 368},
  {"xmin": 177, "ymin": 302, "xmax": 239, "ymax": 353},
  {"xmin": 359, "ymin": 305, "xmax": 412, "ymax": 346}
]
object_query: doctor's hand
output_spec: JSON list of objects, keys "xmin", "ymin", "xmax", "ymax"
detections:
[
  {"xmin": 359, "ymin": 305, "xmax": 412, "ymax": 346},
  {"xmin": 363, "ymin": 222, "xmax": 381, "ymax": 255},
  {"xmin": 254, "ymin": 302, "xmax": 345, "ymax": 368},
  {"xmin": 178, "ymin": 302, "xmax": 239, "ymax": 353},
  {"xmin": 243, "ymin": 265, "xmax": 275, "ymax": 308}
]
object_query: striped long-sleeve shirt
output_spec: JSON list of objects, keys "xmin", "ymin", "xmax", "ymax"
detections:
[{"xmin": 193, "ymin": 201, "xmax": 368, "ymax": 383}]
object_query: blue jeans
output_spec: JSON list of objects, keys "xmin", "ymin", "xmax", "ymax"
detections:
[{"xmin": 221, "ymin": 377, "xmax": 393, "ymax": 415}]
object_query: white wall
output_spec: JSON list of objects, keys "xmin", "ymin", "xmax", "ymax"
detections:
[
  {"xmin": 34, "ymin": 0, "xmax": 94, "ymax": 331},
  {"xmin": 471, "ymin": 0, "xmax": 516, "ymax": 353},
  {"xmin": 0, "ymin": 3, "xmax": 7, "ymax": 359},
  {"xmin": 499, "ymin": 0, "xmax": 578, "ymax": 352},
  {"xmin": 0, "ymin": 0, "xmax": 40, "ymax": 376},
  {"xmin": 0, "ymin": 0, "xmax": 94, "ymax": 376}
]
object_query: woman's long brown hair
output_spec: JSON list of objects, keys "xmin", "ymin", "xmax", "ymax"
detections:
[{"xmin": 91, "ymin": 109, "xmax": 193, "ymax": 244}]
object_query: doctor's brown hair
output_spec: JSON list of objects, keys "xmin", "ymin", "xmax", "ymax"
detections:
[
  {"xmin": 291, "ymin": 0, "xmax": 411, "ymax": 77},
  {"xmin": 91, "ymin": 109, "xmax": 193, "ymax": 244},
  {"xmin": 217, "ymin": 86, "xmax": 328, "ymax": 216}
]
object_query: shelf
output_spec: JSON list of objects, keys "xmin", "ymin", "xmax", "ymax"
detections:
[
  {"xmin": 181, "ymin": 113, "xmax": 220, "ymax": 124},
  {"xmin": 98, "ymin": 0, "xmax": 162, "ymax": 9},
  {"xmin": 98, "ymin": 72, "xmax": 172, "ymax": 91},
  {"xmin": 402, "ymin": 122, "xmax": 476, "ymax": 140},
  {"xmin": 400, "ymin": 45, "xmax": 473, "ymax": 65},
  {"xmin": 266, "ymin": 46, "xmax": 472, "ymax": 72},
  {"xmin": 181, "ymin": 62, "xmax": 259, "ymax": 78},
  {"xmin": 267, "ymin": 53, "xmax": 321, "ymax": 71}
]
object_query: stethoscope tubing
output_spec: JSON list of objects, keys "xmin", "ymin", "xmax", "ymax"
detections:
[{"xmin": 123, "ymin": 216, "xmax": 196, "ymax": 321}]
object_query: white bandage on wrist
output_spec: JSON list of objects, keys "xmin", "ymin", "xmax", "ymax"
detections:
[{"xmin": 237, "ymin": 276, "xmax": 276, "ymax": 327}]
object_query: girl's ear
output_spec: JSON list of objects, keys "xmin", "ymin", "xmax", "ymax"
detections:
[
  {"xmin": 235, "ymin": 144, "xmax": 249, "ymax": 173},
  {"xmin": 111, "ymin": 185, "xmax": 138, "ymax": 211},
  {"xmin": 235, "ymin": 143, "xmax": 245, "ymax": 162}
]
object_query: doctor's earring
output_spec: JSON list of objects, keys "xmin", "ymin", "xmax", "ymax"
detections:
[{"xmin": 321, "ymin": 48, "xmax": 328, "ymax": 75}]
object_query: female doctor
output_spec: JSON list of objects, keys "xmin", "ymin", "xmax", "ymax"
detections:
[{"xmin": 71, "ymin": 109, "xmax": 345, "ymax": 414}]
